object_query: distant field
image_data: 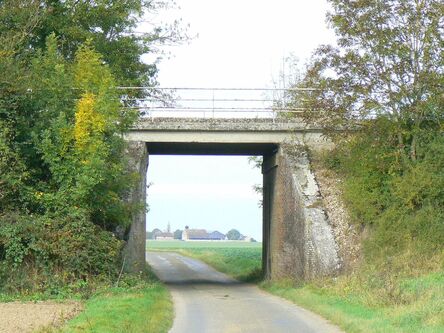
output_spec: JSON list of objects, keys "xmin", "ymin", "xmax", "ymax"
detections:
[
  {"xmin": 147, "ymin": 240, "xmax": 262, "ymax": 249},
  {"xmin": 147, "ymin": 240, "xmax": 262, "ymax": 282}
]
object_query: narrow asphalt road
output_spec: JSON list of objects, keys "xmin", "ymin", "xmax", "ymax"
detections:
[{"xmin": 146, "ymin": 252, "xmax": 343, "ymax": 333}]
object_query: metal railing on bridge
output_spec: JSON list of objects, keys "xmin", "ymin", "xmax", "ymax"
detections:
[{"xmin": 116, "ymin": 87, "xmax": 316, "ymax": 119}]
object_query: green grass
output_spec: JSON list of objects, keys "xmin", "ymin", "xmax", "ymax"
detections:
[
  {"xmin": 36, "ymin": 269, "xmax": 174, "ymax": 333},
  {"xmin": 263, "ymin": 281, "xmax": 400, "ymax": 333},
  {"xmin": 147, "ymin": 240, "xmax": 262, "ymax": 282},
  {"xmin": 263, "ymin": 270, "xmax": 444, "ymax": 333},
  {"xmin": 148, "ymin": 240, "xmax": 444, "ymax": 333}
]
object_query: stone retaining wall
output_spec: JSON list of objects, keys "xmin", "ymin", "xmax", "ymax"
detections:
[{"xmin": 268, "ymin": 143, "xmax": 340, "ymax": 280}]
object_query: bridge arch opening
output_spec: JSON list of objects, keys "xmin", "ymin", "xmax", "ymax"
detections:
[
  {"xmin": 144, "ymin": 143, "xmax": 278, "ymax": 279},
  {"xmin": 145, "ymin": 154, "xmax": 264, "ymax": 277}
]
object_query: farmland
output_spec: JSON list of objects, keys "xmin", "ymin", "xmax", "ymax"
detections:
[
  {"xmin": 147, "ymin": 240, "xmax": 262, "ymax": 282},
  {"xmin": 147, "ymin": 240, "xmax": 262, "ymax": 249}
]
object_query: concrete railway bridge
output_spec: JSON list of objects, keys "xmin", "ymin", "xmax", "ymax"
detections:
[{"xmin": 121, "ymin": 87, "xmax": 341, "ymax": 281}]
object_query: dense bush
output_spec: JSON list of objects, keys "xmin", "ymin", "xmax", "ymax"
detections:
[
  {"xmin": 326, "ymin": 123, "xmax": 444, "ymax": 270},
  {"xmin": 0, "ymin": 210, "xmax": 123, "ymax": 294}
]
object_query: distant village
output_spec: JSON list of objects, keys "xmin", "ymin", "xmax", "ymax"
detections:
[{"xmin": 146, "ymin": 224, "xmax": 256, "ymax": 242}]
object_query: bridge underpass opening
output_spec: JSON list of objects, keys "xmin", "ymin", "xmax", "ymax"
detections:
[
  {"xmin": 145, "ymin": 153, "xmax": 266, "ymax": 276},
  {"xmin": 124, "ymin": 118, "xmax": 341, "ymax": 279}
]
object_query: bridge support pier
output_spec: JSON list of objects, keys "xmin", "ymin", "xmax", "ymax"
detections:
[
  {"xmin": 263, "ymin": 144, "xmax": 340, "ymax": 280},
  {"xmin": 123, "ymin": 141, "xmax": 149, "ymax": 272},
  {"xmin": 262, "ymin": 152, "xmax": 277, "ymax": 279}
]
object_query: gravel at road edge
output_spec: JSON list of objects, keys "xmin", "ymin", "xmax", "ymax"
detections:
[{"xmin": 0, "ymin": 301, "xmax": 82, "ymax": 333}]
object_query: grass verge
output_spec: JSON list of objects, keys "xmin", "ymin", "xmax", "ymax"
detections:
[
  {"xmin": 263, "ymin": 280, "xmax": 398, "ymax": 333},
  {"xmin": 59, "ymin": 269, "xmax": 173, "ymax": 333},
  {"xmin": 262, "ymin": 270, "xmax": 444, "ymax": 333}
]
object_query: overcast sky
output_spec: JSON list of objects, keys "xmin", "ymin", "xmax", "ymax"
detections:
[{"xmin": 143, "ymin": 0, "xmax": 335, "ymax": 240}]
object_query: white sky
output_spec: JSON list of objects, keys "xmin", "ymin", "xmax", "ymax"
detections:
[
  {"xmin": 151, "ymin": 0, "xmax": 335, "ymax": 88},
  {"xmin": 143, "ymin": 0, "xmax": 335, "ymax": 240}
]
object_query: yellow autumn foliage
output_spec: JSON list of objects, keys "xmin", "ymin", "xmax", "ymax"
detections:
[
  {"xmin": 74, "ymin": 41, "xmax": 114, "ymax": 93},
  {"xmin": 74, "ymin": 93, "xmax": 106, "ymax": 150}
]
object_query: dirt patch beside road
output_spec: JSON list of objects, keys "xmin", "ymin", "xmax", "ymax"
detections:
[{"xmin": 0, "ymin": 301, "xmax": 82, "ymax": 333}]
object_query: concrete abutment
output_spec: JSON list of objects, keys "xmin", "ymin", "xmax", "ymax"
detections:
[
  {"xmin": 122, "ymin": 141, "xmax": 149, "ymax": 272},
  {"xmin": 264, "ymin": 145, "xmax": 340, "ymax": 280}
]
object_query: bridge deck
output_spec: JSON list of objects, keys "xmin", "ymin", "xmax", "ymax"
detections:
[
  {"xmin": 130, "ymin": 117, "xmax": 317, "ymax": 131},
  {"xmin": 126, "ymin": 117, "xmax": 330, "ymax": 154}
]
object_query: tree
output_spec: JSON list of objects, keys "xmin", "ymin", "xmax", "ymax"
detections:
[
  {"xmin": 0, "ymin": 0, "xmax": 184, "ymax": 214},
  {"xmin": 25, "ymin": 0, "xmax": 185, "ymax": 87},
  {"xmin": 0, "ymin": 122, "xmax": 30, "ymax": 212},
  {"xmin": 226, "ymin": 229, "xmax": 241, "ymax": 241},
  {"xmin": 173, "ymin": 229, "xmax": 183, "ymax": 239},
  {"xmin": 0, "ymin": 1, "xmax": 43, "ymax": 214},
  {"xmin": 294, "ymin": 0, "xmax": 443, "ymax": 161},
  {"xmin": 32, "ymin": 36, "xmax": 136, "ymax": 229},
  {"xmin": 248, "ymin": 156, "xmax": 263, "ymax": 208},
  {"xmin": 152, "ymin": 228, "xmax": 162, "ymax": 237}
]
